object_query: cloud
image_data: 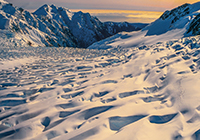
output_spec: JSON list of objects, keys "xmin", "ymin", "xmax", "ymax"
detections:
[{"xmin": 126, "ymin": 13, "xmax": 161, "ymax": 19}]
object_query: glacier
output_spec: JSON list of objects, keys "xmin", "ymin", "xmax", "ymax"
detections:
[{"xmin": 1, "ymin": 0, "xmax": 200, "ymax": 140}]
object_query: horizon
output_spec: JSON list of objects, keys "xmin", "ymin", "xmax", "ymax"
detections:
[{"xmin": 71, "ymin": 9, "xmax": 162, "ymax": 23}]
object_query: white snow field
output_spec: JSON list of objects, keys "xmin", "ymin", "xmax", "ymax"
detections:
[{"xmin": 1, "ymin": 30, "xmax": 200, "ymax": 140}]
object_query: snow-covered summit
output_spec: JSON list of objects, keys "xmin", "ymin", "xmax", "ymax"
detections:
[
  {"xmin": 33, "ymin": 4, "xmax": 147, "ymax": 48},
  {"xmin": 144, "ymin": 2, "xmax": 200, "ymax": 36},
  {"xmin": 33, "ymin": 4, "xmax": 55, "ymax": 19},
  {"xmin": 33, "ymin": 4, "xmax": 73, "ymax": 21},
  {"xmin": 0, "ymin": 2, "xmax": 77, "ymax": 47}
]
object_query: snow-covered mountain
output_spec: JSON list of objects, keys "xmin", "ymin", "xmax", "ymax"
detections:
[
  {"xmin": 0, "ymin": 0, "xmax": 147, "ymax": 48},
  {"xmin": 89, "ymin": 2, "xmax": 200, "ymax": 49}
]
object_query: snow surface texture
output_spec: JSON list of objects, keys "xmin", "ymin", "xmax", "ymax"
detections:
[
  {"xmin": 89, "ymin": 2, "xmax": 200, "ymax": 49},
  {"xmin": 1, "ymin": 28, "xmax": 200, "ymax": 139},
  {"xmin": 0, "ymin": 1, "xmax": 147, "ymax": 48}
]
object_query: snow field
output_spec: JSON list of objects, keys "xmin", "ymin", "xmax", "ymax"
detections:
[{"xmin": 0, "ymin": 35, "xmax": 200, "ymax": 139}]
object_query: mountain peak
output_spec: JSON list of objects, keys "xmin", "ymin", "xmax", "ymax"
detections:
[
  {"xmin": 33, "ymin": 4, "xmax": 53, "ymax": 18},
  {"xmin": 39, "ymin": 4, "xmax": 51, "ymax": 10},
  {"xmin": 50, "ymin": 4, "xmax": 56, "ymax": 8},
  {"xmin": 160, "ymin": 1, "xmax": 200, "ymax": 23},
  {"xmin": 159, "ymin": 3, "xmax": 190, "ymax": 22},
  {"xmin": 141, "ymin": 1, "xmax": 200, "ymax": 36}
]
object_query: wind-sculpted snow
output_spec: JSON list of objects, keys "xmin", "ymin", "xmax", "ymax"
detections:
[{"xmin": 1, "ymin": 35, "xmax": 200, "ymax": 139}]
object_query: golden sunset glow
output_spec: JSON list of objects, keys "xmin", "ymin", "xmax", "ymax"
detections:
[
  {"xmin": 71, "ymin": 9, "xmax": 163, "ymax": 23},
  {"xmin": 127, "ymin": 0, "xmax": 200, "ymax": 9},
  {"xmin": 71, "ymin": 9, "xmax": 162, "ymax": 14}
]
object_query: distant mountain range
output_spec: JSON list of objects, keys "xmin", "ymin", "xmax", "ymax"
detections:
[{"xmin": 0, "ymin": 0, "xmax": 147, "ymax": 48}]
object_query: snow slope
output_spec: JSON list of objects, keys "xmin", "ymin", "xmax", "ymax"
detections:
[{"xmin": 89, "ymin": 2, "xmax": 200, "ymax": 49}]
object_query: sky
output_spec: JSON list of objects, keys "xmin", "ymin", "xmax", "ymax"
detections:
[
  {"xmin": 4, "ymin": 0, "xmax": 200, "ymax": 23},
  {"xmin": 5, "ymin": 0, "xmax": 200, "ymax": 11},
  {"xmin": 71, "ymin": 9, "xmax": 162, "ymax": 23}
]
